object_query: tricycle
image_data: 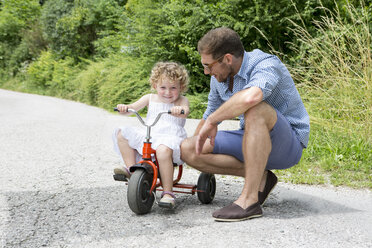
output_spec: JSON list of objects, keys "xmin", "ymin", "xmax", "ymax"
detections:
[{"xmin": 113, "ymin": 108, "xmax": 216, "ymax": 214}]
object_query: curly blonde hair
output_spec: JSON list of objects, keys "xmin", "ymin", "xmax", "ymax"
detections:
[{"xmin": 149, "ymin": 61, "xmax": 189, "ymax": 93}]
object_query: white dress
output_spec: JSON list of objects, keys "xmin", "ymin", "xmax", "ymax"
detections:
[{"xmin": 112, "ymin": 96, "xmax": 187, "ymax": 165}]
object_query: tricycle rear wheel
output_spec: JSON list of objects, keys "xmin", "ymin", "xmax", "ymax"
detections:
[
  {"xmin": 197, "ymin": 173, "xmax": 216, "ymax": 204},
  {"xmin": 127, "ymin": 169, "xmax": 155, "ymax": 214}
]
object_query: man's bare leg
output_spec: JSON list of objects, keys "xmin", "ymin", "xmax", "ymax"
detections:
[
  {"xmin": 234, "ymin": 102, "xmax": 277, "ymax": 209},
  {"xmin": 181, "ymin": 137, "xmax": 245, "ymax": 177},
  {"xmin": 181, "ymin": 127, "xmax": 273, "ymax": 194}
]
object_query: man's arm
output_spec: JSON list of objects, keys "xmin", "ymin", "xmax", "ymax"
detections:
[
  {"xmin": 207, "ymin": 86, "xmax": 263, "ymax": 125},
  {"xmin": 195, "ymin": 86, "xmax": 263, "ymax": 155},
  {"xmin": 193, "ymin": 119, "xmax": 206, "ymax": 136}
]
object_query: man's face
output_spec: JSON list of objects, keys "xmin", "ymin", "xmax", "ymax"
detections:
[{"xmin": 200, "ymin": 53, "xmax": 230, "ymax": 83}]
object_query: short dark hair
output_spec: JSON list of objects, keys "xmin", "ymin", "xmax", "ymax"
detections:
[{"xmin": 197, "ymin": 27, "xmax": 244, "ymax": 59}]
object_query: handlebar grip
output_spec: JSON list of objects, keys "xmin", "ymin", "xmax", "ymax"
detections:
[
  {"xmin": 114, "ymin": 107, "xmax": 134, "ymax": 113},
  {"xmin": 168, "ymin": 110, "xmax": 185, "ymax": 115},
  {"xmin": 114, "ymin": 107, "xmax": 130, "ymax": 113}
]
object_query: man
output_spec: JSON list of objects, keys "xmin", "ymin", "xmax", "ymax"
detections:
[{"xmin": 181, "ymin": 27, "xmax": 310, "ymax": 222}]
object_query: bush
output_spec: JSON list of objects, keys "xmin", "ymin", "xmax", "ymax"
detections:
[
  {"xmin": 40, "ymin": 0, "xmax": 127, "ymax": 60},
  {"xmin": 26, "ymin": 50, "xmax": 80, "ymax": 97},
  {"xmin": 73, "ymin": 59, "xmax": 106, "ymax": 105},
  {"xmin": 115, "ymin": 0, "xmax": 347, "ymax": 94},
  {"xmin": 74, "ymin": 54, "xmax": 154, "ymax": 109},
  {"xmin": 0, "ymin": 0, "xmax": 40, "ymax": 45},
  {"xmin": 22, "ymin": 22, "xmax": 48, "ymax": 59},
  {"xmin": 49, "ymin": 56, "xmax": 81, "ymax": 98},
  {"xmin": 186, "ymin": 93, "xmax": 208, "ymax": 119},
  {"xmin": 26, "ymin": 50, "xmax": 55, "ymax": 90},
  {"xmin": 0, "ymin": 0, "xmax": 41, "ymax": 75}
]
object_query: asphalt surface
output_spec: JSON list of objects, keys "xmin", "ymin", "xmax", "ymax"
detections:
[{"xmin": 0, "ymin": 89, "xmax": 371, "ymax": 248}]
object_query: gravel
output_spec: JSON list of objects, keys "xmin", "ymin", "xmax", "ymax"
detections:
[{"xmin": 1, "ymin": 89, "xmax": 371, "ymax": 248}]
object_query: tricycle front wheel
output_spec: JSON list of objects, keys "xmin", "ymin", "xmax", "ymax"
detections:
[{"xmin": 127, "ymin": 169, "xmax": 155, "ymax": 214}]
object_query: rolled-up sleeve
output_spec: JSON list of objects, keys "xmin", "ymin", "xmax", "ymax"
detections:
[{"xmin": 243, "ymin": 59, "xmax": 281, "ymax": 101}]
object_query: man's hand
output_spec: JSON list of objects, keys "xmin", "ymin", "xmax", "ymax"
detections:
[{"xmin": 196, "ymin": 119, "xmax": 218, "ymax": 155}]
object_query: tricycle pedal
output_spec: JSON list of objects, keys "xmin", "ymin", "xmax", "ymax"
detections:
[{"xmin": 113, "ymin": 174, "xmax": 129, "ymax": 182}]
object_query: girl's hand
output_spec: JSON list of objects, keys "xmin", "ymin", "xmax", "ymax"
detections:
[
  {"xmin": 170, "ymin": 106, "xmax": 189, "ymax": 118},
  {"xmin": 116, "ymin": 104, "xmax": 129, "ymax": 114}
]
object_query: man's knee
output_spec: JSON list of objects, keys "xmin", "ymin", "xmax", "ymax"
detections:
[
  {"xmin": 244, "ymin": 102, "xmax": 277, "ymax": 130},
  {"xmin": 180, "ymin": 137, "xmax": 197, "ymax": 162}
]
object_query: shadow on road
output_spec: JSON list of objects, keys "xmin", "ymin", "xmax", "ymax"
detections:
[
  {"xmin": 262, "ymin": 185, "xmax": 359, "ymax": 219},
  {"xmin": 2, "ymin": 184, "xmax": 358, "ymax": 247}
]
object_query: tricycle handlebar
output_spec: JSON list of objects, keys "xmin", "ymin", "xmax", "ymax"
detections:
[{"xmin": 113, "ymin": 107, "xmax": 184, "ymax": 128}]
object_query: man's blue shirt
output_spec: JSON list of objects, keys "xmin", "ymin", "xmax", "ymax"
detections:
[{"xmin": 203, "ymin": 49, "xmax": 310, "ymax": 147}]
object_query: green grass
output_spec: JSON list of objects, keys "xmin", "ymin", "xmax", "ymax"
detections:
[
  {"xmin": 276, "ymin": 1, "xmax": 371, "ymax": 189},
  {"xmin": 277, "ymin": 122, "xmax": 372, "ymax": 188}
]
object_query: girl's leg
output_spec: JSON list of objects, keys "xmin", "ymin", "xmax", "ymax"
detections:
[
  {"xmin": 156, "ymin": 145, "xmax": 174, "ymax": 199},
  {"xmin": 115, "ymin": 130, "xmax": 136, "ymax": 176}
]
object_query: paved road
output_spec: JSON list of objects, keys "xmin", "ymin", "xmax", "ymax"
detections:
[{"xmin": 0, "ymin": 89, "xmax": 371, "ymax": 248}]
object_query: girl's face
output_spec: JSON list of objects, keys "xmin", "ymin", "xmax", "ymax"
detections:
[{"xmin": 155, "ymin": 77, "xmax": 181, "ymax": 104}]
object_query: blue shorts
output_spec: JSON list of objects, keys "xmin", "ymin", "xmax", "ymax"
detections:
[{"xmin": 212, "ymin": 109, "xmax": 303, "ymax": 170}]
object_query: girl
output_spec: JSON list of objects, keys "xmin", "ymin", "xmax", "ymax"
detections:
[{"xmin": 112, "ymin": 61, "xmax": 190, "ymax": 209}]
